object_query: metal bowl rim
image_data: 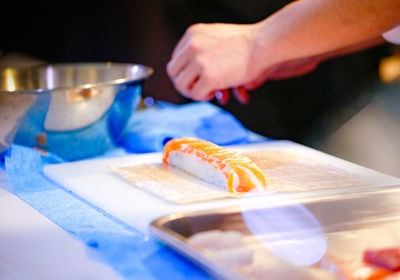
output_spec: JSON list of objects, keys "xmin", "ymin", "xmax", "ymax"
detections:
[{"xmin": 0, "ymin": 62, "xmax": 154, "ymax": 94}]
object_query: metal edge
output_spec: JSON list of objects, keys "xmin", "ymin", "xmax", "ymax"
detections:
[
  {"xmin": 0, "ymin": 62, "xmax": 154, "ymax": 94},
  {"xmin": 149, "ymin": 223, "xmax": 246, "ymax": 280},
  {"xmin": 150, "ymin": 183, "xmax": 400, "ymax": 230}
]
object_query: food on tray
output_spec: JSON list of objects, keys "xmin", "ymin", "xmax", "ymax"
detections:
[
  {"xmin": 364, "ymin": 247, "xmax": 400, "ymax": 272},
  {"xmin": 319, "ymin": 255, "xmax": 392, "ymax": 280},
  {"xmin": 162, "ymin": 137, "xmax": 267, "ymax": 193},
  {"xmin": 186, "ymin": 231, "xmax": 400, "ymax": 280},
  {"xmin": 187, "ymin": 230, "xmax": 331, "ymax": 280},
  {"xmin": 188, "ymin": 230, "xmax": 254, "ymax": 266},
  {"xmin": 320, "ymin": 247, "xmax": 400, "ymax": 280},
  {"xmin": 384, "ymin": 272, "xmax": 400, "ymax": 280},
  {"xmin": 187, "ymin": 229, "xmax": 245, "ymax": 249}
]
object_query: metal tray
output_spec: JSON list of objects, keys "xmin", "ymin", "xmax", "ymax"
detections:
[{"xmin": 150, "ymin": 185, "xmax": 400, "ymax": 279}]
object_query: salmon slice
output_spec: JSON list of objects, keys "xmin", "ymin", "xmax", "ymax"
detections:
[
  {"xmin": 319, "ymin": 255, "xmax": 393, "ymax": 280},
  {"xmin": 162, "ymin": 137, "xmax": 267, "ymax": 193}
]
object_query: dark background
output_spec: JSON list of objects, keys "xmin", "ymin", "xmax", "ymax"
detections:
[{"xmin": 1, "ymin": 0, "xmax": 392, "ymax": 146}]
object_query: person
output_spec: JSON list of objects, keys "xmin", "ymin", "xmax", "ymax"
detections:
[{"xmin": 167, "ymin": 0, "xmax": 400, "ymax": 102}]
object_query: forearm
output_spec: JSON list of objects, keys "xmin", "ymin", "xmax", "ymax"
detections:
[
  {"xmin": 254, "ymin": 0, "xmax": 400, "ymax": 64},
  {"xmin": 316, "ymin": 35, "xmax": 386, "ymax": 61}
]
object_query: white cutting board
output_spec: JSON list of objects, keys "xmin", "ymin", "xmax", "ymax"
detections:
[{"xmin": 44, "ymin": 140, "xmax": 400, "ymax": 234}]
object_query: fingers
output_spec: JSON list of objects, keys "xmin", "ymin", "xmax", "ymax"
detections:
[
  {"xmin": 190, "ymin": 76, "xmax": 214, "ymax": 101},
  {"xmin": 170, "ymin": 60, "xmax": 218, "ymax": 101},
  {"xmin": 193, "ymin": 86, "xmax": 250, "ymax": 105},
  {"xmin": 169, "ymin": 53, "xmax": 216, "ymax": 101},
  {"xmin": 167, "ymin": 23, "xmax": 254, "ymax": 102},
  {"xmin": 167, "ymin": 45, "xmax": 192, "ymax": 79},
  {"xmin": 215, "ymin": 87, "xmax": 250, "ymax": 105},
  {"xmin": 172, "ymin": 63, "xmax": 200, "ymax": 98},
  {"xmin": 168, "ymin": 51, "xmax": 213, "ymax": 100},
  {"xmin": 232, "ymin": 86, "xmax": 250, "ymax": 104}
]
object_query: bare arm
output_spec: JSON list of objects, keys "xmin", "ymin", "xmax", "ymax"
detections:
[
  {"xmin": 167, "ymin": 0, "xmax": 400, "ymax": 101},
  {"xmin": 254, "ymin": 0, "xmax": 400, "ymax": 64}
]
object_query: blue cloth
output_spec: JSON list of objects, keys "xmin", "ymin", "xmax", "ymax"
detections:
[
  {"xmin": 5, "ymin": 145, "xmax": 212, "ymax": 280},
  {"xmin": 0, "ymin": 153, "xmax": 4, "ymax": 169},
  {"xmin": 121, "ymin": 102, "xmax": 251, "ymax": 153},
  {"xmin": 9, "ymin": 98, "xmax": 264, "ymax": 159}
]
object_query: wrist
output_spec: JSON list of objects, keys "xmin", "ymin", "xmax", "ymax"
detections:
[{"xmin": 247, "ymin": 20, "xmax": 285, "ymax": 77}]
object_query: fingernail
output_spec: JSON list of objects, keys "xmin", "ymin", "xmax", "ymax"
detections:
[
  {"xmin": 215, "ymin": 89, "xmax": 230, "ymax": 105},
  {"xmin": 232, "ymin": 86, "xmax": 250, "ymax": 104}
]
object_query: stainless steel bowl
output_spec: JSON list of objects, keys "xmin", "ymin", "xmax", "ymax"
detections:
[{"xmin": 0, "ymin": 62, "xmax": 153, "ymax": 160}]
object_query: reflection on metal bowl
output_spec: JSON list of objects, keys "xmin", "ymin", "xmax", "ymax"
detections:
[{"xmin": 0, "ymin": 62, "xmax": 153, "ymax": 160}]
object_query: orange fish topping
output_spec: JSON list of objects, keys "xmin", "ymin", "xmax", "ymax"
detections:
[{"xmin": 163, "ymin": 137, "xmax": 266, "ymax": 193}]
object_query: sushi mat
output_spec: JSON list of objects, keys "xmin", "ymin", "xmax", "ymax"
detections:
[
  {"xmin": 114, "ymin": 150, "xmax": 373, "ymax": 204},
  {"xmin": 44, "ymin": 141, "xmax": 400, "ymax": 233}
]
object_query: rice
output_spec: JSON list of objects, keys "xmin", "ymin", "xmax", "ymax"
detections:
[{"xmin": 167, "ymin": 150, "xmax": 227, "ymax": 190}]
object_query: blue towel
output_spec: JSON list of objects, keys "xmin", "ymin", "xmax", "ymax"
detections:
[
  {"xmin": 121, "ymin": 102, "xmax": 249, "ymax": 153},
  {"xmin": 9, "ymin": 99, "xmax": 262, "ymax": 160}
]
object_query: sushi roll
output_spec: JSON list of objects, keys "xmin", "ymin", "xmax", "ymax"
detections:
[{"xmin": 162, "ymin": 137, "xmax": 266, "ymax": 193}]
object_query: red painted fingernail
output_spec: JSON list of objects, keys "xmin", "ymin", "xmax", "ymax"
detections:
[
  {"xmin": 215, "ymin": 89, "xmax": 230, "ymax": 105},
  {"xmin": 232, "ymin": 86, "xmax": 250, "ymax": 104}
]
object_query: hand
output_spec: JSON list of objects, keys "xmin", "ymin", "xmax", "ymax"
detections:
[
  {"xmin": 167, "ymin": 23, "xmax": 264, "ymax": 101},
  {"xmin": 166, "ymin": 23, "xmax": 327, "ymax": 102}
]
